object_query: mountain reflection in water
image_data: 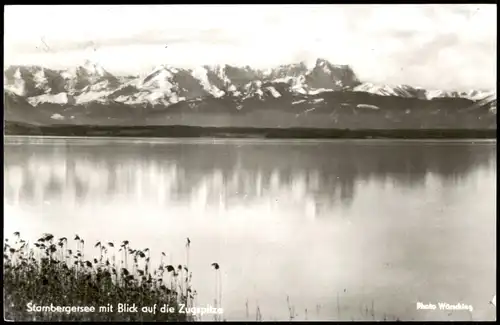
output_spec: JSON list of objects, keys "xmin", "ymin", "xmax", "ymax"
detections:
[{"xmin": 3, "ymin": 138, "xmax": 497, "ymax": 321}]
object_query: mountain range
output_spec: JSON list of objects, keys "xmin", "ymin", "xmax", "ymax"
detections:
[{"xmin": 3, "ymin": 58, "xmax": 497, "ymax": 132}]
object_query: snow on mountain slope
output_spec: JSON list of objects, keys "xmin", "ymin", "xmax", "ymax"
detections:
[
  {"xmin": 353, "ymin": 83, "xmax": 432, "ymax": 99},
  {"xmin": 471, "ymin": 92, "xmax": 497, "ymax": 112},
  {"xmin": 353, "ymin": 83, "xmax": 496, "ymax": 103},
  {"xmin": 61, "ymin": 60, "xmax": 120, "ymax": 94},
  {"xmin": 3, "ymin": 58, "xmax": 496, "ymax": 123},
  {"xmin": 264, "ymin": 62, "xmax": 308, "ymax": 79},
  {"xmin": 105, "ymin": 60, "xmax": 359, "ymax": 106},
  {"xmin": 1, "ymin": 58, "xmax": 396, "ymax": 106},
  {"xmin": 28, "ymin": 92, "xmax": 73, "ymax": 106},
  {"xmin": 4, "ymin": 61, "xmax": 123, "ymax": 105},
  {"xmin": 305, "ymin": 59, "xmax": 360, "ymax": 90},
  {"xmin": 217, "ymin": 64, "xmax": 263, "ymax": 89},
  {"xmin": 262, "ymin": 59, "xmax": 360, "ymax": 94},
  {"xmin": 191, "ymin": 66, "xmax": 225, "ymax": 98},
  {"xmin": 4, "ymin": 68, "xmax": 27, "ymax": 96},
  {"xmin": 4, "ymin": 66, "xmax": 67, "ymax": 97},
  {"xmin": 463, "ymin": 90, "xmax": 493, "ymax": 101},
  {"xmin": 118, "ymin": 65, "xmax": 214, "ymax": 105},
  {"xmin": 266, "ymin": 86, "xmax": 282, "ymax": 98},
  {"xmin": 425, "ymin": 89, "xmax": 457, "ymax": 99}
]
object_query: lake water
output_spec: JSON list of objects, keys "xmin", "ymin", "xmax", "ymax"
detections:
[{"xmin": 3, "ymin": 137, "xmax": 497, "ymax": 321}]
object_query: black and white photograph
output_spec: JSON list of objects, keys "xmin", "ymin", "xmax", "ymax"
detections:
[{"xmin": 3, "ymin": 4, "xmax": 497, "ymax": 321}]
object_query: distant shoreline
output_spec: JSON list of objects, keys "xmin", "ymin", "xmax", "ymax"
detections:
[{"xmin": 4, "ymin": 122, "xmax": 497, "ymax": 139}]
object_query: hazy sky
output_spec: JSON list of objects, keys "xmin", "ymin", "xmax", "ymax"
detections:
[{"xmin": 4, "ymin": 4, "xmax": 497, "ymax": 91}]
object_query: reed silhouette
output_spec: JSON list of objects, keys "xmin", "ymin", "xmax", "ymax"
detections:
[{"xmin": 3, "ymin": 232, "xmax": 209, "ymax": 321}]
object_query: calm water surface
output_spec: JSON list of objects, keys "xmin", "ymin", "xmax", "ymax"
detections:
[{"xmin": 3, "ymin": 137, "xmax": 497, "ymax": 321}]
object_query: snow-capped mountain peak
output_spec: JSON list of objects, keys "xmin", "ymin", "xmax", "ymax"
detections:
[
  {"xmin": 59, "ymin": 60, "xmax": 119, "ymax": 95},
  {"xmin": 142, "ymin": 66, "xmax": 176, "ymax": 88},
  {"xmin": 32, "ymin": 67, "xmax": 47, "ymax": 85},
  {"xmin": 82, "ymin": 60, "xmax": 108, "ymax": 77},
  {"xmin": 190, "ymin": 66, "xmax": 225, "ymax": 98},
  {"xmin": 13, "ymin": 67, "xmax": 22, "ymax": 80},
  {"xmin": 62, "ymin": 60, "xmax": 109, "ymax": 80},
  {"xmin": 354, "ymin": 83, "xmax": 418, "ymax": 98},
  {"xmin": 3, "ymin": 58, "xmax": 496, "ymax": 115}
]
